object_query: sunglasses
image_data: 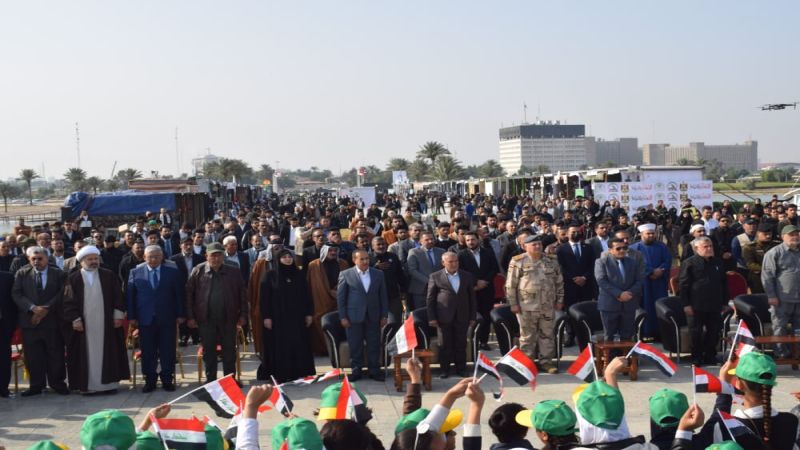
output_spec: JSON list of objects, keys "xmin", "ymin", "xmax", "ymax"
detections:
[{"xmin": 613, "ymin": 246, "xmax": 629, "ymax": 251}]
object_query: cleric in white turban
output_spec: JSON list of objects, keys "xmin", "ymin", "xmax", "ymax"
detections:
[
  {"xmin": 637, "ymin": 223, "xmax": 656, "ymax": 234},
  {"xmin": 62, "ymin": 239, "xmax": 130, "ymax": 394}
]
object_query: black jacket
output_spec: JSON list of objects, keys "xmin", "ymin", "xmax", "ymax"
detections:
[{"xmin": 678, "ymin": 255, "xmax": 728, "ymax": 311}]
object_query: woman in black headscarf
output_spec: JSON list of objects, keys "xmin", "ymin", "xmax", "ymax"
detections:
[{"xmin": 260, "ymin": 248, "xmax": 316, "ymax": 383}]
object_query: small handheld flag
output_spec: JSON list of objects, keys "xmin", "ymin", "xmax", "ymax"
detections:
[
  {"xmin": 387, "ymin": 315, "xmax": 418, "ymax": 356},
  {"xmin": 496, "ymin": 346, "xmax": 538, "ymax": 390},
  {"xmin": 626, "ymin": 341, "xmax": 677, "ymax": 377},
  {"xmin": 567, "ymin": 345, "xmax": 596, "ymax": 382}
]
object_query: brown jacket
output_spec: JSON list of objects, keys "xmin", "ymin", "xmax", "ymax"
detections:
[{"xmin": 186, "ymin": 262, "xmax": 248, "ymax": 325}]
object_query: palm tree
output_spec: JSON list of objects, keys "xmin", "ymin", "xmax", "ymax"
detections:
[
  {"xmin": 478, "ymin": 159, "xmax": 505, "ymax": 178},
  {"xmin": 17, "ymin": 169, "xmax": 40, "ymax": 205},
  {"xmin": 85, "ymin": 176, "xmax": 104, "ymax": 194},
  {"xmin": 386, "ymin": 158, "xmax": 411, "ymax": 172},
  {"xmin": 63, "ymin": 167, "xmax": 88, "ymax": 192},
  {"xmin": 534, "ymin": 165, "xmax": 550, "ymax": 175},
  {"xmin": 430, "ymin": 155, "xmax": 465, "ymax": 181},
  {"xmin": 676, "ymin": 158, "xmax": 694, "ymax": 166},
  {"xmin": 0, "ymin": 181, "xmax": 21, "ymax": 212},
  {"xmin": 408, "ymin": 158, "xmax": 430, "ymax": 181},
  {"xmin": 204, "ymin": 158, "xmax": 252, "ymax": 182},
  {"xmin": 105, "ymin": 178, "xmax": 121, "ymax": 192},
  {"xmin": 416, "ymin": 141, "xmax": 451, "ymax": 164},
  {"xmin": 116, "ymin": 168, "xmax": 143, "ymax": 189}
]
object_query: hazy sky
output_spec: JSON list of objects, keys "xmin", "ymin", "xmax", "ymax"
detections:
[{"xmin": 1, "ymin": 1, "xmax": 798, "ymax": 180}]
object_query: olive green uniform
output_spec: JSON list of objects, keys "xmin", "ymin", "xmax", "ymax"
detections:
[
  {"xmin": 505, "ymin": 253, "xmax": 564, "ymax": 365},
  {"xmin": 742, "ymin": 240, "xmax": 779, "ymax": 293}
]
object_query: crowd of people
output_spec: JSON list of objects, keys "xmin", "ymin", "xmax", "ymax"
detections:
[{"xmin": 1, "ymin": 189, "xmax": 799, "ymax": 448}]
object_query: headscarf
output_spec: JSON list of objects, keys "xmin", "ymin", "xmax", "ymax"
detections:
[
  {"xmin": 271, "ymin": 248, "xmax": 298, "ymax": 289},
  {"xmin": 319, "ymin": 244, "xmax": 332, "ymax": 262}
]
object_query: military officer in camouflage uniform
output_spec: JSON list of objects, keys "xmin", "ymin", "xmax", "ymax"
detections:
[
  {"xmin": 742, "ymin": 222, "xmax": 779, "ymax": 294},
  {"xmin": 505, "ymin": 235, "xmax": 564, "ymax": 374}
]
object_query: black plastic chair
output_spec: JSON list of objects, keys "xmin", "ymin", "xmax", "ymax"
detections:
[
  {"xmin": 555, "ymin": 309, "xmax": 568, "ymax": 365},
  {"xmin": 568, "ymin": 301, "xmax": 603, "ymax": 350},
  {"xmin": 411, "ymin": 307, "xmax": 480, "ymax": 364},
  {"xmin": 655, "ymin": 296, "xmax": 690, "ymax": 362},
  {"xmin": 490, "ymin": 305, "xmax": 520, "ymax": 356},
  {"xmin": 733, "ymin": 294, "xmax": 771, "ymax": 338},
  {"xmin": 321, "ymin": 311, "xmax": 347, "ymax": 369},
  {"xmin": 634, "ymin": 308, "xmax": 647, "ymax": 342}
]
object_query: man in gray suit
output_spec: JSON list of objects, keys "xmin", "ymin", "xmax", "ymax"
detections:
[
  {"xmin": 407, "ymin": 232, "xmax": 445, "ymax": 311},
  {"xmin": 595, "ymin": 237, "xmax": 643, "ymax": 344},
  {"xmin": 337, "ymin": 249, "xmax": 389, "ymax": 381},
  {"xmin": 11, "ymin": 246, "xmax": 69, "ymax": 396}
]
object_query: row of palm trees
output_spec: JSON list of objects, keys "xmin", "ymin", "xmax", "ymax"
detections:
[{"xmin": 386, "ymin": 141, "xmax": 507, "ymax": 181}]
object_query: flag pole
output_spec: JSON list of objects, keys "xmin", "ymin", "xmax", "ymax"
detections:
[
  {"xmin": 727, "ymin": 320, "xmax": 742, "ymax": 361},
  {"xmin": 588, "ymin": 343, "xmax": 598, "ymax": 381},
  {"xmin": 150, "ymin": 413, "xmax": 170, "ymax": 450},
  {"xmin": 167, "ymin": 373, "xmax": 234, "ymax": 405},
  {"xmin": 476, "ymin": 373, "xmax": 487, "ymax": 384},
  {"xmin": 625, "ymin": 341, "xmax": 640, "ymax": 359},
  {"xmin": 271, "ymin": 375, "xmax": 293, "ymax": 414},
  {"xmin": 473, "ymin": 352, "xmax": 480, "ymax": 382},
  {"xmin": 717, "ymin": 408, "xmax": 736, "ymax": 442},
  {"xmin": 691, "ymin": 365, "xmax": 697, "ymax": 405}
]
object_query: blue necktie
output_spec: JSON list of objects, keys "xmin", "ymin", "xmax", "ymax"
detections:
[
  {"xmin": 150, "ymin": 269, "xmax": 159, "ymax": 289},
  {"xmin": 428, "ymin": 250, "xmax": 436, "ymax": 268}
]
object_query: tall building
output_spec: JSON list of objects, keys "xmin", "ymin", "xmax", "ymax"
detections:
[
  {"xmin": 594, "ymin": 138, "xmax": 641, "ymax": 166},
  {"xmin": 498, "ymin": 121, "xmax": 594, "ymax": 174},
  {"xmin": 191, "ymin": 152, "xmax": 220, "ymax": 176},
  {"xmin": 642, "ymin": 141, "xmax": 757, "ymax": 173}
]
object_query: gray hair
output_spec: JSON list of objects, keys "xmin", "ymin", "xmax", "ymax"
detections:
[
  {"xmin": 442, "ymin": 251, "xmax": 458, "ymax": 261},
  {"xmin": 144, "ymin": 244, "xmax": 163, "ymax": 255},
  {"xmin": 222, "ymin": 235, "xmax": 238, "ymax": 246},
  {"xmin": 26, "ymin": 246, "xmax": 47, "ymax": 257},
  {"xmin": 690, "ymin": 236, "xmax": 713, "ymax": 249}
]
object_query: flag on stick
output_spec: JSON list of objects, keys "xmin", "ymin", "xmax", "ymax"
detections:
[
  {"xmin": 282, "ymin": 369, "xmax": 342, "ymax": 386},
  {"xmin": 729, "ymin": 320, "xmax": 756, "ymax": 360},
  {"xmin": 717, "ymin": 410, "xmax": 756, "ymax": 441},
  {"xmin": 269, "ymin": 376, "xmax": 294, "ymax": 416},
  {"xmin": 474, "ymin": 352, "xmax": 504, "ymax": 400},
  {"xmin": 336, "ymin": 377, "xmax": 372, "ymax": 424},
  {"xmin": 496, "ymin": 346, "xmax": 538, "ymax": 390},
  {"xmin": 151, "ymin": 415, "xmax": 208, "ymax": 449},
  {"xmin": 387, "ymin": 315, "xmax": 418, "ymax": 356},
  {"xmin": 567, "ymin": 345, "xmax": 596, "ymax": 382},
  {"xmin": 188, "ymin": 375, "xmax": 256, "ymax": 418},
  {"xmin": 626, "ymin": 341, "xmax": 677, "ymax": 377},
  {"xmin": 693, "ymin": 366, "xmax": 735, "ymax": 394}
]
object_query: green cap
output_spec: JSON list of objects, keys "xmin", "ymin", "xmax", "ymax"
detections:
[
  {"xmin": 318, "ymin": 382, "xmax": 368, "ymax": 420},
  {"xmin": 204, "ymin": 424, "xmax": 226, "ymax": 450},
  {"xmin": 80, "ymin": 409, "xmax": 136, "ymax": 450},
  {"xmin": 395, "ymin": 408, "xmax": 463, "ymax": 434},
  {"xmin": 649, "ymin": 388, "xmax": 689, "ymax": 427},
  {"xmin": 576, "ymin": 381, "xmax": 625, "ymax": 430},
  {"xmin": 782, "ymin": 225, "xmax": 799, "ymax": 235},
  {"xmin": 729, "ymin": 351, "xmax": 777, "ymax": 386},
  {"xmin": 516, "ymin": 400, "xmax": 577, "ymax": 436},
  {"xmin": 705, "ymin": 441, "xmax": 744, "ymax": 450},
  {"xmin": 206, "ymin": 242, "xmax": 224, "ymax": 254},
  {"xmin": 271, "ymin": 417, "xmax": 323, "ymax": 450},
  {"xmin": 134, "ymin": 431, "xmax": 162, "ymax": 450},
  {"xmin": 27, "ymin": 442, "xmax": 69, "ymax": 450}
]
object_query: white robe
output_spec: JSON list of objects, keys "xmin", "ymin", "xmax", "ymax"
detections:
[{"xmin": 81, "ymin": 269, "xmax": 120, "ymax": 392}]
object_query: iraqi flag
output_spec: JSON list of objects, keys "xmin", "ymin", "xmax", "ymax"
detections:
[
  {"xmin": 732, "ymin": 320, "xmax": 757, "ymax": 358},
  {"xmin": 496, "ymin": 346, "xmax": 538, "ymax": 390},
  {"xmin": 717, "ymin": 410, "xmax": 756, "ymax": 440},
  {"xmin": 269, "ymin": 384, "xmax": 294, "ymax": 417},
  {"xmin": 151, "ymin": 416, "xmax": 208, "ymax": 449},
  {"xmin": 475, "ymin": 352, "xmax": 505, "ymax": 400},
  {"xmin": 387, "ymin": 315, "xmax": 418, "ymax": 356},
  {"xmin": 627, "ymin": 341, "xmax": 677, "ymax": 377},
  {"xmin": 189, "ymin": 375, "xmax": 269, "ymax": 418},
  {"xmin": 336, "ymin": 376, "xmax": 372, "ymax": 424},
  {"xmin": 693, "ymin": 366, "xmax": 735, "ymax": 394},
  {"xmin": 283, "ymin": 369, "xmax": 342, "ymax": 386},
  {"xmin": 567, "ymin": 345, "xmax": 596, "ymax": 382}
]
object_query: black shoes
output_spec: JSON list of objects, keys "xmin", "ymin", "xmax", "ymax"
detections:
[
  {"xmin": 21, "ymin": 389, "xmax": 43, "ymax": 397},
  {"xmin": 52, "ymin": 386, "xmax": 70, "ymax": 395},
  {"xmin": 348, "ymin": 370, "xmax": 363, "ymax": 382},
  {"xmin": 142, "ymin": 383, "xmax": 157, "ymax": 393},
  {"xmin": 369, "ymin": 373, "xmax": 385, "ymax": 382},
  {"xmin": 163, "ymin": 383, "xmax": 176, "ymax": 392}
]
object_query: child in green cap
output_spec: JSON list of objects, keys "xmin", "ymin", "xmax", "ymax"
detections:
[
  {"xmin": 648, "ymin": 388, "xmax": 689, "ymax": 450},
  {"xmin": 515, "ymin": 400, "xmax": 579, "ymax": 450},
  {"xmin": 675, "ymin": 353, "xmax": 799, "ymax": 450}
]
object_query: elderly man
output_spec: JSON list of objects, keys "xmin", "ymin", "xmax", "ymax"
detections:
[
  {"xmin": 629, "ymin": 223, "xmax": 671, "ymax": 341},
  {"xmin": 762, "ymin": 225, "xmax": 800, "ymax": 359},
  {"xmin": 222, "ymin": 235, "xmax": 250, "ymax": 284},
  {"xmin": 11, "ymin": 246, "xmax": 69, "ymax": 396},
  {"xmin": 63, "ymin": 246, "xmax": 129, "ymax": 394},
  {"xmin": 307, "ymin": 244, "xmax": 349, "ymax": 355},
  {"xmin": 127, "ymin": 245, "xmax": 185, "ymax": 392},
  {"xmin": 337, "ymin": 249, "xmax": 388, "ymax": 381},
  {"xmin": 679, "ymin": 236, "xmax": 728, "ymax": 366},
  {"xmin": 186, "ymin": 242, "xmax": 248, "ymax": 382}
]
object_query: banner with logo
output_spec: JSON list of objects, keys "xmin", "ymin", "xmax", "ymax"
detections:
[
  {"xmin": 592, "ymin": 180, "xmax": 712, "ymax": 211},
  {"xmin": 338, "ymin": 186, "xmax": 376, "ymax": 212}
]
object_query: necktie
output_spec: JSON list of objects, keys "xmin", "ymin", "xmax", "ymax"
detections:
[
  {"xmin": 151, "ymin": 269, "xmax": 159, "ymax": 289},
  {"xmin": 618, "ymin": 260, "xmax": 625, "ymax": 284},
  {"xmin": 573, "ymin": 244, "xmax": 581, "ymax": 259},
  {"xmin": 35, "ymin": 271, "xmax": 44, "ymax": 291},
  {"xmin": 165, "ymin": 240, "xmax": 171, "ymax": 256},
  {"xmin": 428, "ymin": 249, "xmax": 436, "ymax": 268}
]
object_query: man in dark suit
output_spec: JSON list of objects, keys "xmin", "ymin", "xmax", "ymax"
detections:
[
  {"xmin": 556, "ymin": 225, "xmax": 597, "ymax": 309},
  {"xmin": 337, "ymin": 249, "xmax": 388, "ymax": 382},
  {"xmin": 595, "ymin": 238, "xmax": 643, "ymax": 345},
  {"xmin": 302, "ymin": 228, "xmax": 326, "ymax": 268},
  {"xmin": 427, "ymin": 251, "xmax": 476, "ymax": 378},
  {"xmin": 233, "ymin": 213, "xmax": 252, "ymax": 245},
  {"xmin": 586, "ymin": 221, "xmax": 611, "ymax": 260},
  {"xmin": 0, "ymin": 270, "xmax": 18, "ymax": 397},
  {"xmin": 11, "ymin": 247, "xmax": 69, "ymax": 396},
  {"xmin": 170, "ymin": 237, "xmax": 204, "ymax": 346},
  {"xmin": 457, "ymin": 231, "xmax": 499, "ymax": 351},
  {"xmin": 370, "ymin": 236, "xmax": 407, "ymax": 323},
  {"xmin": 159, "ymin": 225, "xmax": 180, "ymax": 258},
  {"xmin": 407, "ymin": 232, "xmax": 445, "ymax": 311},
  {"xmin": 127, "ymin": 245, "xmax": 186, "ymax": 392}
]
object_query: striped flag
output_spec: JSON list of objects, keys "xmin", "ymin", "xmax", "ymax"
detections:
[
  {"xmin": 567, "ymin": 345, "xmax": 595, "ymax": 381},
  {"xmin": 269, "ymin": 383, "xmax": 294, "ymax": 417},
  {"xmin": 283, "ymin": 369, "xmax": 342, "ymax": 386},
  {"xmin": 496, "ymin": 346, "xmax": 538, "ymax": 390},
  {"xmin": 718, "ymin": 410, "xmax": 756, "ymax": 440},
  {"xmin": 189, "ymin": 375, "xmax": 269, "ymax": 418},
  {"xmin": 387, "ymin": 315, "xmax": 418, "ymax": 356},
  {"xmin": 474, "ymin": 352, "xmax": 505, "ymax": 400},
  {"xmin": 732, "ymin": 320, "xmax": 756, "ymax": 358},
  {"xmin": 151, "ymin": 416, "xmax": 208, "ymax": 449},
  {"xmin": 693, "ymin": 366, "xmax": 735, "ymax": 394},
  {"xmin": 627, "ymin": 341, "xmax": 677, "ymax": 377},
  {"xmin": 336, "ymin": 376, "xmax": 372, "ymax": 424}
]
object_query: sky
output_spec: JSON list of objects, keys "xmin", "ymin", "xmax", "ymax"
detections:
[{"xmin": 1, "ymin": 1, "xmax": 798, "ymax": 180}]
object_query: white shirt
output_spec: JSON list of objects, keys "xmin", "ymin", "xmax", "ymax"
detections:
[
  {"xmin": 703, "ymin": 217, "xmax": 719, "ymax": 234},
  {"xmin": 470, "ymin": 248, "xmax": 481, "ymax": 268},
  {"xmin": 357, "ymin": 268, "xmax": 371, "ymax": 292},
  {"xmin": 446, "ymin": 270, "xmax": 460, "ymax": 292},
  {"xmin": 54, "ymin": 255, "xmax": 65, "ymax": 269}
]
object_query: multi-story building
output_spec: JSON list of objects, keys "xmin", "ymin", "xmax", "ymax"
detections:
[
  {"xmin": 594, "ymin": 138, "xmax": 641, "ymax": 166},
  {"xmin": 498, "ymin": 121, "xmax": 594, "ymax": 174},
  {"xmin": 642, "ymin": 141, "xmax": 757, "ymax": 173}
]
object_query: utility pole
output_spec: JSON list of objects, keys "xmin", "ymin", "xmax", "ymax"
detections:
[{"xmin": 75, "ymin": 122, "xmax": 81, "ymax": 169}]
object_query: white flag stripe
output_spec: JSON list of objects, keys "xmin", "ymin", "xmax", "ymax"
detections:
[{"xmin": 160, "ymin": 429, "xmax": 207, "ymax": 443}]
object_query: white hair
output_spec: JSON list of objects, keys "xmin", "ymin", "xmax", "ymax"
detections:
[
  {"xmin": 222, "ymin": 235, "xmax": 238, "ymax": 246},
  {"xmin": 691, "ymin": 236, "xmax": 712, "ymax": 249},
  {"xmin": 26, "ymin": 246, "xmax": 47, "ymax": 257},
  {"xmin": 144, "ymin": 244, "xmax": 163, "ymax": 255}
]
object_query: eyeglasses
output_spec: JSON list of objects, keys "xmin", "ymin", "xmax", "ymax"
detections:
[
  {"xmin": 613, "ymin": 246, "xmax": 628, "ymax": 251},
  {"xmin": 313, "ymin": 235, "xmax": 324, "ymax": 238}
]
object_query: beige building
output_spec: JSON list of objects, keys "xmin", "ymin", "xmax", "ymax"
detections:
[
  {"xmin": 642, "ymin": 141, "xmax": 757, "ymax": 173},
  {"xmin": 498, "ymin": 122, "xmax": 595, "ymax": 174},
  {"xmin": 594, "ymin": 138, "xmax": 641, "ymax": 166}
]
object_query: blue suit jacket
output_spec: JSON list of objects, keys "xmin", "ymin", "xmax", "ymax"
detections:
[
  {"xmin": 127, "ymin": 263, "xmax": 185, "ymax": 327},
  {"xmin": 337, "ymin": 266, "xmax": 388, "ymax": 324},
  {"xmin": 594, "ymin": 254, "xmax": 643, "ymax": 313}
]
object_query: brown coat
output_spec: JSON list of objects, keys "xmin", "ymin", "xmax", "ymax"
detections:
[
  {"xmin": 247, "ymin": 258, "xmax": 270, "ymax": 355},
  {"xmin": 62, "ymin": 268, "xmax": 130, "ymax": 392},
  {"xmin": 185, "ymin": 263, "xmax": 248, "ymax": 325},
  {"xmin": 306, "ymin": 258, "xmax": 349, "ymax": 355}
]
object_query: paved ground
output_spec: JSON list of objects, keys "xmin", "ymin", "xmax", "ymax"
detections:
[{"xmin": 2, "ymin": 339, "xmax": 800, "ymax": 449}]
